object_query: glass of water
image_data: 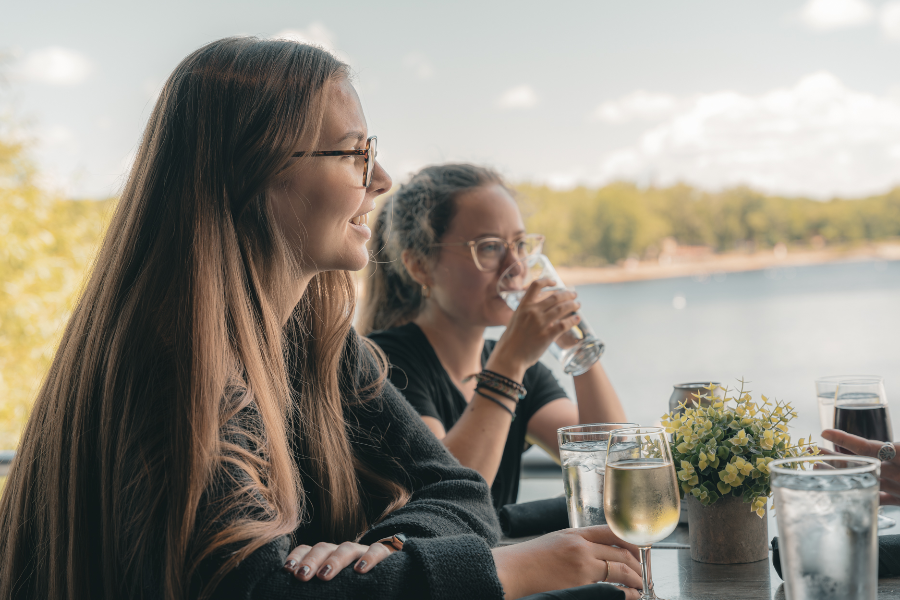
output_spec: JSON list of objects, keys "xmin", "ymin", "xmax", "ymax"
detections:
[
  {"xmin": 498, "ymin": 254, "xmax": 604, "ymax": 376},
  {"xmin": 770, "ymin": 455, "xmax": 880, "ymax": 600},
  {"xmin": 558, "ymin": 423, "xmax": 638, "ymax": 527}
]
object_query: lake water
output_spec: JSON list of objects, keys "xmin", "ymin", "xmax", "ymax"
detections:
[{"xmin": 497, "ymin": 258, "xmax": 900, "ymax": 501}]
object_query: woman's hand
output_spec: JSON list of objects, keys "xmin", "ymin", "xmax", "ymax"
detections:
[
  {"xmin": 282, "ymin": 541, "xmax": 395, "ymax": 581},
  {"xmin": 821, "ymin": 429, "xmax": 900, "ymax": 505},
  {"xmin": 490, "ymin": 278, "xmax": 581, "ymax": 377},
  {"xmin": 491, "ymin": 526, "xmax": 644, "ymax": 600}
]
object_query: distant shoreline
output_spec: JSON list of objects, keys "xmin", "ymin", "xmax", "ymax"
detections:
[{"xmin": 556, "ymin": 242, "xmax": 900, "ymax": 286}]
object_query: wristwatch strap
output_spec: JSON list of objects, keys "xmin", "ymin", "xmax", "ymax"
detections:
[{"xmin": 376, "ymin": 532, "xmax": 407, "ymax": 551}]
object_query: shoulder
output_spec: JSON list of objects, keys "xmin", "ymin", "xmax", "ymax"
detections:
[{"xmin": 367, "ymin": 322, "xmax": 428, "ymax": 354}]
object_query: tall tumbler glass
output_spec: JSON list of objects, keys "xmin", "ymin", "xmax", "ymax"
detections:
[
  {"xmin": 771, "ymin": 455, "xmax": 880, "ymax": 600},
  {"xmin": 815, "ymin": 375, "xmax": 880, "ymax": 451},
  {"xmin": 498, "ymin": 254, "xmax": 604, "ymax": 376},
  {"xmin": 558, "ymin": 423, "xmax": 638, "ymax": 527},
  {"xmin": 604, "ymin": 427, "xmax": 680, "ymax": 600},
  {"xmin": 833, "ymin": 376, "xmax": 895, "ymax": 529}
]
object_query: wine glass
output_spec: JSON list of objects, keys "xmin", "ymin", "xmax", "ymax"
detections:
[
  {"xmin": 604, "ymin": 426, "xmax": 680, "ymax": 600},
  {"xmin": 833, "ymin": 376, "xmax": 895, "ymax": 529},
  {"xmin": 815, "ymin": 375, "xmax": 880, "ymax": 451}
]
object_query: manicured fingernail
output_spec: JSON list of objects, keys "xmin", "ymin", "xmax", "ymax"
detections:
[
  {"xmin": 298, "ymin": 565, "xmax": 311, "ymax": 578},
  {"xmin": 283, "ymin": 559, "xmax": 297, "ymax": 571},
  {"xmin": 318, "ymin": 564, "xmax": 332, "ymax": 577},
  {"xmin": 356, "ymin": 560, "xmax": 368, "ymax": 571}
]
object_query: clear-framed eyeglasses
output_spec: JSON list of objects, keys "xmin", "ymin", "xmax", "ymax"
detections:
[
  {"xmin": 293, "ymin": 135, "xmax": 378, "ymax": 188},
  {"xmin": 430, "ymin": 233, "xmax": 545, "ymax": 272}
]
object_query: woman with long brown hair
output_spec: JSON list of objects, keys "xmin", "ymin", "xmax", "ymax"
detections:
[{"xmin": 0, "ymin": 38, "xmax": 643, "ymax": 600}]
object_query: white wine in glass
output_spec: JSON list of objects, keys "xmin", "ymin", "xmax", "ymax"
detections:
[{"xmin": 604, "ymin": 427, "xmax": 680, "ymax": 600}]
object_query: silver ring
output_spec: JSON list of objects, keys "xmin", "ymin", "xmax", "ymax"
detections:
[{"xmin": 878, "ymin": 442, "xmax": 896, "ymax": 462}]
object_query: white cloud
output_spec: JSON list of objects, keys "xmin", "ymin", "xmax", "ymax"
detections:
[
  {"xmin": 497, "ymin": 85, "xmax": 538, "ymax": 110},
  {"xmin": 403, "ymin": 52, "xmax": 434, "ymax": 80},
  {"xmin": 593, "ymin": 72, "xmax": 900, "ymax": 198},
  {"xmin": 881, "ymin": 1, "xmax": 900, "ymax": 39},
  {"xmin": 20, "ymin": 47, "xmax": 92, "ymax": 85},
  {"xmin": 592, "ymin": 91, "xmax": 680, "ymax": 123},
  {"xmin": 273, "ymin": 23, "xmax": 337, "ymax": 52},
  {"xmin": 798, "ymin": 0, "xmax": 874, "ymax": 31}
]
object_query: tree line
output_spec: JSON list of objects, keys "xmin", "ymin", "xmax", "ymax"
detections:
[
  {"xmin": 2, "ymin": 126, "xmax": 899, "ymax": 449},
  {"xmin": 517, "ymin": 182, "xmax": 900, "ymax": 266}
]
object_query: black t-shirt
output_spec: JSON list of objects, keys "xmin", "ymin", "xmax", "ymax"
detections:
[{"xmin": 368, "ymin": 322, "xmax": 567, "ymax": 510}]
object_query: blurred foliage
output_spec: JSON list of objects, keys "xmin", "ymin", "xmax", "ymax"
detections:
[
  {"xmin": 517, "ymin": 182, "xmax": 900, "ymax": 266},
  {"xmin": 2, "ymin": 122, "xmax": 900, "ymax": 454},
  {"xmin": 0, "ymin": 125, "xmax": 113, "ymax": 450}
]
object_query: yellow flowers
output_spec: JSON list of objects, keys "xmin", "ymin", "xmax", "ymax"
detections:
[
  {"xmin": 752, "ymin": 496, "xmax": 768, "ymax": 517},
  {"xmin": 662, "ymin": 380, "xmax": 818, "ymax": 518},
  {"xmin": 719, "ymin": 462, "xmax": 741, "ymax": 486},
  {"xmin": 730, "ymin": 429, "xmax": 750, "ymax": 447}
]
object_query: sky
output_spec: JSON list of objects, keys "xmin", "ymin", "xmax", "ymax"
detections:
[{"xmin": 2, "ymin": 0, "xmax": 900, "ymax": 199}]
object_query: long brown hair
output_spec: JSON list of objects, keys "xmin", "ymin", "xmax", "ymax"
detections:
[
  {"xmin": 0, "ymin": 37, "xmax": 405, "ymax": 600},
  {"xmin": 358, "ymin": 164, "xmax": 505, "ymax": 334}
]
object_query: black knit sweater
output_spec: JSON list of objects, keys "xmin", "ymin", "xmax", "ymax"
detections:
[{"xmin": 196, "ymin": 330, "xmax": 506, "ymax": 600}]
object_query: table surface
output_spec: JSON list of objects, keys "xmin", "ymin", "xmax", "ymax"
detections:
[
  {"xmin": 500, "ymin": 504, "xmax": 900, "ymax": 599},
  {"xmin": 648, "ymin": 547, "xmax": 900, "ymax": 600}
]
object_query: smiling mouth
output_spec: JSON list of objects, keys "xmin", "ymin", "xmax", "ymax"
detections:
[{"xmin": 350, "ymin": 212, "xmax": 369, "ymax": 227}]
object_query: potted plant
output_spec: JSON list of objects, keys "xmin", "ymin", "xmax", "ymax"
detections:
[{"xmin": 660, "ymin": 381, "xmax": 818, "ymax": 564}]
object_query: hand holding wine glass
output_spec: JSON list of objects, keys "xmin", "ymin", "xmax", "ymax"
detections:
[
  {"xmin": 604, "ymin": 427, "xmax": 680, "ymax": 600},
  {"xmin": 825, "ymin": 376, "xmax": 896, "ymax": 528},
  {"xmin": 821, "ymin": 429, "xmax": 900, "ymax": 505}
]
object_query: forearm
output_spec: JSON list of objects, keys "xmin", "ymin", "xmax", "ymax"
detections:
[
  {"xmin": 572, "ymin": 362, "xmax": 626, "ymax": 424},
  {"xmin": 441, "ymin": 355, "xmax": 525, "ymax": 486},
  {"xmin": 440, "ymin": 396, "xmax": 514, "ymax": 486}
]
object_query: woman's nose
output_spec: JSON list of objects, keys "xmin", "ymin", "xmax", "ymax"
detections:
[
  {"xmin": 499, "ymin": 244, "xmax": 521, "ymax": 274},
  {"xmin": 368, "ymin": 160, "xmax": 392, "ymax": 194}
]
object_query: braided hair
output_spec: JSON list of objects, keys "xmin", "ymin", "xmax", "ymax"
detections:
[{"xmin": 357, "ymin": 163, "xmax": 506, "ymax": 334}]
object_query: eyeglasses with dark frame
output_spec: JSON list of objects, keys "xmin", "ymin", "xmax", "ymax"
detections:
[
  {"xmin": 430, "ymin": 233, "xmax": 545, "ymax": 272},
  {"xmin": 292, "ymin": 135, "xmax": 378, "ymax": 188}
]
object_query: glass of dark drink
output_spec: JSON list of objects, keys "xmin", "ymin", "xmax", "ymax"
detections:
[{"xmin": 833, "ymin": 376, "xmax": 895, "ymax": 529}]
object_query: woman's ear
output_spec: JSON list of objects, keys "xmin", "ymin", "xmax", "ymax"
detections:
[{"xmin": 401, "ymin": 249, "xmax": 432, "ymax": 288}]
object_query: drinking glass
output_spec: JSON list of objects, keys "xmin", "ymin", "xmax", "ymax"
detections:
[
  {"xmin": 604, "ymin": 427, "xmax": 680, "ymax": 600},
  {"xmin": 497, "ymin": 254, "xmax": 604, "ymax": 375},
  {"xmin": 815, "ymin": 375, "xmax": 880, "ymax": 451},
  {"xmin": 770, "ymin": 455, "xmax": 879, "ymax": 600},
  {"xmin": 558, "ymin": 423, "xmax": 638, "ymax": 527},
  {"xmin": 832, "ymin": 376, "xmax": 895, "ymax": 529}
]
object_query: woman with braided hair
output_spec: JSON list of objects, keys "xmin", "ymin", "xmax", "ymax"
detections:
[{"xmin": 360, "ymin": 164, "xmax": 628, "ymax": 510}]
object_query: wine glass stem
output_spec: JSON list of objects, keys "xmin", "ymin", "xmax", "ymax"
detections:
[{"xmin": 639, "ymin": 546, "xmax": 655, "ymax": 599}]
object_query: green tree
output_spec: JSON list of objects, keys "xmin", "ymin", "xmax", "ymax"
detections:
[{"xmin": 0, "ymin": 126, "xmax": 113, "ymax": 450}]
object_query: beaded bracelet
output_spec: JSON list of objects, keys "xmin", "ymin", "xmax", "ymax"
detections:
[
  {"xmin": 473, "ymin": 389, "xmax": 516, "ymax": 421},
  {"xmin": 475, "ymin": 382, "xmax": 519, "ymax": 404},
  {"xmin": 466, "ymin": 370, "xmax": 526, "ymax": 401},
  {"xmin": 482, "ymin": 369, "xmax": 527, "ymax": 395}
]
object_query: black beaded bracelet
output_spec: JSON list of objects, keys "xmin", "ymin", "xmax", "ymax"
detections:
[
  {"xmin": 474, "ymin": 389, "xmax": 516, "ymax": 421},
  {"xmin": 482, "ymin": 369, "xmax": 526, "ymax": 394},
  {"xmin": 466, "ymin": 371, "xmax": 527, "ymax": 400},
  {"xmin": 476, "ymin": 382, "xmax": 519, "ymax": 404}
]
